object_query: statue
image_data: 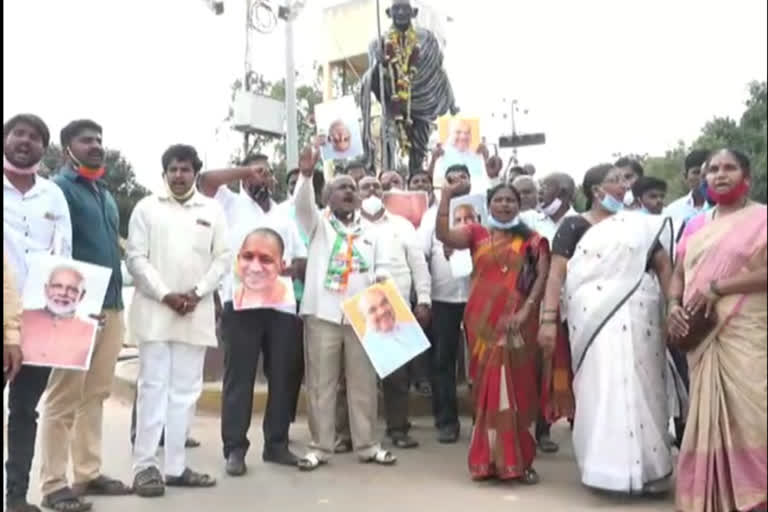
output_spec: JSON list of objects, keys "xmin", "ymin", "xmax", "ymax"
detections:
[{"xmin": 361, "ymin": 0, "xmax": 459, "ymax": 175}]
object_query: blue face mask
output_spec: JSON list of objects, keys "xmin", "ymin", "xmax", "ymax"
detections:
[
  {"xmin": 600, "ymin": 193, "xmax": 624, "ymax": 213},
  {"xmin": 488, "ymin": 214, "xmax": 520, "ymax": 230}
]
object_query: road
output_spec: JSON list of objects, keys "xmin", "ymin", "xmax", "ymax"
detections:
[{"xmin": 7, "ymin": 396, "xmax": 675, "ymax": 511}]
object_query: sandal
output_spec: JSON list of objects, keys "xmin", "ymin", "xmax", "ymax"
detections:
[
  {"xmin": 72, "ymin": 475, "xmax": 132, "ymax": 496},
  {"xmin": 41, "ymin": 488, "xmax": 92, "ymax": 512},
  {"xmin": 334, "ymin": 439, "xmax": 353, "ymax": 454},
  {"xmin": 520, "ymin": 468, "xmax": 540, "ymax": 485},
  {"xmin": 297, "ymin": 453, "xmax": 327, "ymax": 472},
  {"xmin": 185, "ymin": 437, "xmax": 201, "ymax": 448},
  {"xmin": 133, "ymin": 467, "xmax": 165, "ymax": 498},
  {"xmin": 165, "ymin": 468, "xmax": 217, "ymax": 488},
  {"xmin": 362, "ymin": 449, "xmax": 397, "ymax": 465}
]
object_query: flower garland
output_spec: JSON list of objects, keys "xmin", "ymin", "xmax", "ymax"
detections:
[{"xmin": 383, "ymin": 26, "xmax": 420, "ymax": 157}]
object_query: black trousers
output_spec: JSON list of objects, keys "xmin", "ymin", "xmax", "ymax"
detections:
[
  {"xmin": 4, "ymin": 365, "xmax": 51, "ymax": 506},
  {"xmin": 430, "ymin": 301, "xmax": 466, "ymax": 432},
  {"xmin": 383, "ymin": 365, "xmax": 411, "ymax": 435},
  {"xmin": 669, "ymin": 346, "xmax": 690, "ymax": 446},
  {"xmin": 220, "ymin": 304, "xmax": 302, "ymax": 458}
]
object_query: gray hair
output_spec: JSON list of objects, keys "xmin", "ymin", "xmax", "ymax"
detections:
[{"xmin": 46, "ymin": 264, "xmax": 86, "ymax": 293}]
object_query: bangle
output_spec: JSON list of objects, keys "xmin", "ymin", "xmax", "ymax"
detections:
[{"xmin": 668, "ymin": 297, "xmax": 681, "ymax": 307}]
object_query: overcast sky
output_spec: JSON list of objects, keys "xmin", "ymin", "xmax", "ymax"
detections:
[{"xmin": 4, "ymin": 0, "xmax": 766, "ymax": 192}]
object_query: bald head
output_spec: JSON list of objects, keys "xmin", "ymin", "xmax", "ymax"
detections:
[{"xmin": 512, "ymin": 175, "xmax": 538, "ymax": 212}]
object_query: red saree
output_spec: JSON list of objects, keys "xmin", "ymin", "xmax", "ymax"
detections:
[{"xmin": 464, "ymin": 223, "xmax": 548, "ymax": 480}]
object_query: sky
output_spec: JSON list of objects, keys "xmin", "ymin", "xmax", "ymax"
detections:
[{"xmin": 4, "ymin": 0, "xmax": 766, "ymax": 193}]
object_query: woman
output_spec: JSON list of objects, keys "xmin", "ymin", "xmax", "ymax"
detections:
[
  {"xmin": 538, "ymin": 163, "xmax": 678, "ymax": 494},
  {"xmin": 668, "ymin": 149, "xmax": 767, "ymax": 512},
  {"xmin": 437, "ymin": 181, "xmax": 549, "ymax": 483}
]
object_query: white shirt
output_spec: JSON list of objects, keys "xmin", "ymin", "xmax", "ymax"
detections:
[
  {"xmin": 126, "ymin": 191, "xmax": 230, "ymax": 347},
  {"xmin": 3, "ymin": 173, "xmax": 72, "ymax": 294},
  {"xmin": 417, "ymin": 206, "xmax": 470, "ymax": 304},
  {"xmin": 362, "ymin": 211, "xmax": 431, "ymax": 305},
  {"xmin": 664, "ymin": 192, "xmax": 704, "ymax": 240},
  {"xmin": 519, "ymin": 206, "xmax": 579, "ymax": 243},
  {"xmin": 214, "ymin": 186, "xmax": 307, "ymax": 304},
  {"xmin": 294, "ymin": 174, "xmax": 390, "ymax": 324}
]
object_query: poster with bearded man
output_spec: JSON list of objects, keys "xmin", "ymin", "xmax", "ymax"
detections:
[
  {"xmin": 342, "ymin": 280, "xmax": 429, "ymax": 379},
  {"xmin": 20, "ymin": 254, "xmax": 112, "ymax": 370}
]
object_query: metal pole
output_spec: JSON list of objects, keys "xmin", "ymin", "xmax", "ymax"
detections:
[
  {"xmin": 285, "ymin": 10, "xmax": 299, "ymax": 168},
  {"xmin": 376, "ymin": 0, "xmax": 388, "ymax": 173},
  {"xmin": 242, "ymin": 0, "xmax": 251, "ymax": 162}
]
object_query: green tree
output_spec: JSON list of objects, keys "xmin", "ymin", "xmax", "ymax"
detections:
[{"xmin": 41, "ymin": 144, "xmax": 150, "ymax": 238}]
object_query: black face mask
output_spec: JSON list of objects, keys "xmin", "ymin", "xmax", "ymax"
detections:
[{"xmin": 247, "ymin": 183, "xmax": 270, "ymax": 202}]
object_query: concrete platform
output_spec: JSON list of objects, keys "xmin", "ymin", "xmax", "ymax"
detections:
[{"xmin": 113, "ymin": 358, "xmax": 473, "ymax": 417}]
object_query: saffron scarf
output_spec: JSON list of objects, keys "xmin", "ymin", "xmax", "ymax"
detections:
[{"xmin": 324, "ymin": 211, "xmax": 369, "ymax": 292}]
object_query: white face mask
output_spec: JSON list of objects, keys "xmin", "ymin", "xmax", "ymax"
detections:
[
  {"xmin": 540, "ymin": 197, "xmax": 562, "ymax": 217},
  {"xmin": 623, "ymin": 190, "xmax": 635, "ymax": 206},
  {"xmin": 361, "ymin": 195, "xmax": 384, "ymax": 216}
]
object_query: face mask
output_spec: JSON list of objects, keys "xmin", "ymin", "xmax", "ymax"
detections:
[
  {"xmin": 488, "ymin": 214, "xmax": 520, "ymax": 230},
  {"xmin": 3, "ymin": 154, "xmax": 39, "ymax": 175},
  {"xmin": 361, "ymin": 195, "xmax": 384, "ymax": 216},
  {"xmin": 707, "ymin": 179, "xmax": 749, "ymax": 205},
  {"xmin": 600, "ymin": 192, "xmax": 624, "ymax": 213},
  {"xmin": 67, "ymin": 147, "xmax": 105, "ymax": 181},
  {"xmin": 623, "ymin": 189, "xmax": 635, "ymax": 206},
  {"xmin": 539, "ymin": 197, "xmax": 562, "ymax": 217}
]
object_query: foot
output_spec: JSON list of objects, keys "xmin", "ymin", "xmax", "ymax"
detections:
[
  {"xmin": 334, "ymin": 439, "xmax": 353, "ymax": 454},
  {"xmin": 225, "ymin": 450, "xmax": 247, "ymax": 477},
  {"xmin": 520, "ymin": 468, "xmax": 540, "ymax": 485},
  {"xmin": 185, "ymin": 437, "xmax": 201, "ymax": 448},
  {"xmin": 361, "ymin": 449, "xmax": 397, "ymax": 465},
  {"xmin": 390, "ymin": 432, "xmax": 419, "ymax": 449},
  {"xmin": 437, "ymin": 427, "xmax": 459, "ymax": 444},
  {"xmin": 41, "ymin": 488, "xmax": 92, "ymax": 512},
  {"xmin": 133, "ymin": 467, "xmax": 165, "ymax": 498},
  {"xmin": 165, "ymin": 468, "xmax": 217, "ymax": 488},
  {"xmin": 263, "ymin": 446, "xmax": 300, "ymax": 466},
  {"xmin": 297, "ymin": 452, "xmax": 327, "ymax": 472},
  {"xmin": 537, "ymin": 434, "xmax": 559, "ymax": 454},
  {"xmin": 71, "ymin": 475, "xmax": 132, "ymax": 496},
  {"xmin": 7, "ymin": 500, "xmax": 42, "ymax": 512}
]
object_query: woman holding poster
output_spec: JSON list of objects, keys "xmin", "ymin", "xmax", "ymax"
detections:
[{"xmin": 437, "ymin": 181, "xmax": 550, "ymax": 484}]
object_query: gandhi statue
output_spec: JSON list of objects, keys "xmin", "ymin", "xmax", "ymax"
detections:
[{"xmin": 361, "ymin": 0, "xmax": 459, "ymax": 175}]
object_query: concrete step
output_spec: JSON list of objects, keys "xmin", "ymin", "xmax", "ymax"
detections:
[{"xmin": 113, "ymin": 359, "xmax": 474, "ymax": 417}]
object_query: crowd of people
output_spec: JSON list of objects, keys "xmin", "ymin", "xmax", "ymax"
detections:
[{"xmin": 3, "ymin": 112, "xmax": 766, "ymax": 512}]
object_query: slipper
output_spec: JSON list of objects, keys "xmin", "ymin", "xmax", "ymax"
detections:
[
  {"xmin": 72, "ymin": 475, "xmax": 132, "ymax": 496},
  {"xmin": 41, "ymin": 488, "xmax": 92, "ymax": 512},
  {"xmin": 165, "ymin": 468, "xmax": 217, "ymax": 488},
  {"xmin": 391, "ymin": 434, "xmax": 419, "ymax": 449},
  {"xmin": 297, "ymin": 453, "xmax": 327, "ymax": 472},
  {"xmin": 362, "ymin": 449, "xmax": 397, "ymax": 466},
  {"xmin": 334, "ymin": 439, "xmax": 353, "ymax": 454},
  {"xmin": 133, "ymin": 467, "xmax": 165, "ymax": 498},
  {"xmin": 520, "ymin": 468, "xmax": 540, "ymax": 485}
]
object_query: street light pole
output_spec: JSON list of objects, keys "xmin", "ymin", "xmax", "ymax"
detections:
[{"xmin": 242, "ymin": 0, "xmax": 252, "ymax": 161}]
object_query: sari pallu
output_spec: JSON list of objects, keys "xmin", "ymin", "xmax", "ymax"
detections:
[
  {"xmin": 565, "ymin": 211, "xmax": 680, "ymax": 493},
  {"xmin": 675, "ymin": 203, "xmax": 767, "ymax": 512},
  {"xmin": 463, "ymin": 223, "xmax": 548, "ymax": 480}
]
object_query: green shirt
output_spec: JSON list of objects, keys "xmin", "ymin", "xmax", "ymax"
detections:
[{"xmin": 52, "ymin": 166, "xmax": 123, "ymax": 310}]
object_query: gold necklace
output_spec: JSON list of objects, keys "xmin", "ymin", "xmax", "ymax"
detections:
[{"xmin": 490, "ymin": 231, "xmax": 510, "ymax": 274}]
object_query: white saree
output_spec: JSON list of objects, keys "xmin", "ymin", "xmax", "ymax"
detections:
[{"xmin": 564, "ymin": 211, "xmax": 682, "ymax": 493}]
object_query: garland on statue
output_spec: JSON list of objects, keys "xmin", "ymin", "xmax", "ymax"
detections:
[{"xmin": 384, "ymin": 26, "xmax": 420, "ymax": 157}]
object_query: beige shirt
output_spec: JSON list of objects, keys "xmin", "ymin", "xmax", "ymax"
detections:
[
  {"xmin": 3, "ymin": 251, "xmax": 21, "ymax": 347},
  {"xmin": 126, "ymin": 191, "xmax": 230, "ymax": 347}
]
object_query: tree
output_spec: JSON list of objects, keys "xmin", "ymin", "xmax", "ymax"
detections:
[{"xmin": 41, "ymin": 144, "xmax": 150, "ymax": 238}]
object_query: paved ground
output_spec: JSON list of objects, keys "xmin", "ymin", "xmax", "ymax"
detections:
[{"xmin": 6, "ymin": 396, "xmax": 676, "ymax": 512}]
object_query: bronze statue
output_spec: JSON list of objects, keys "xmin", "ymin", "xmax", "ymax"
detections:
[{"xmin": 361, "ymin": 0, "xmax": 458, "ymax": 175}]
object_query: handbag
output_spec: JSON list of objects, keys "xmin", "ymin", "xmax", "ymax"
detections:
[
  {"xmin": 669, "ymin": 305, "xmax": 718, "ymax": 353},
  {"xmin": 516, "ymin": 244, "xmax": 537, "ymax": 295}
]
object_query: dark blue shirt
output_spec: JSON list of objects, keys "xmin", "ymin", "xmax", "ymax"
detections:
[{"xmin": 53, "ymin": 165, "xmax": 123, "ymax": 310}]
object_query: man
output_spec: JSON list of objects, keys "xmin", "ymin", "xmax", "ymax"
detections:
[
  {"xmin": 21, "ymin": 266, "xmax": 95, "ymax": 369},
  {"xmin": 632, "ymin": 176, "xmax": 667, "ymax": 215},
  {"xmin": 127, "ymin": 144, "xmax": 229, "ymax": 497},
  {"xmin": 40, "ymin": 119, "xmax": 130, "ymax": 510},
  {"xmin": 664, "ymin": 149, "xmax": 710, "ymax": 239},
  {"xmin": 294, "ymin": 146, "xmax": 396, "ymax": 470},
  {"xmin": 337, "ymin": 176, "xmax": 431, "ymax": 450},
  {"xmin": 520, "ymin": 172, "xmax": 578, "ymax": 241},
  {"xmin": 408, "ymin": 171, "xmax": 435, "ymax": 208},
  {"xmin": 358, "ymin": 287, "xmax": 426, "ymax": 378},
  {"xmin": 4, "ymin": 114, "xmax": 72, "ymax": 512},
  {"xmin": 614, "ymin": 157, "xmax": 645, "ymax": 208},
  {"xmin": 512, "ymin": 175, "xmax": 538, "ymax": 212},
  {"xmin": 418, "ymin": 164, "xmax": 472, "ymax": 443},
  {"xmin": 380, "ymin": 170, "xmax": 405, "ymax": 192},
  {"xmin": 199, "ymin": 153, "xmax": 306, "ymax": 474},
  {"xmin": 4, "ymin": 251, "xmax": 23, "ymax": 385}
]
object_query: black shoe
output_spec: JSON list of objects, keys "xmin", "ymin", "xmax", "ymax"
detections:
[
  {"xmin": 263, "ymin": 446, "xmax": 300, "ymax": 466},
  {"xmin": 437, "ymin": 427, "xmax": 459, "ymax": 444},
  {"xmin": 225, "ymin": 450, "xmax": 247, "ymax": 476},
  {"xmin": 537, "ymin": 434, "xmax": 559, "ymax": 453}
]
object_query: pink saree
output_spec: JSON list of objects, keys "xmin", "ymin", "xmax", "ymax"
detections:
[{"xmin": 675, "ymin": 203, "xmax": 767, "ymax": 512}]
